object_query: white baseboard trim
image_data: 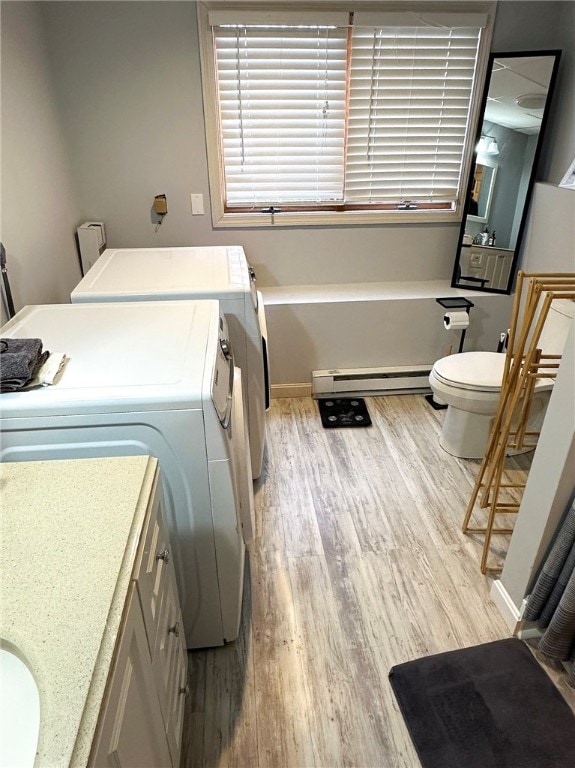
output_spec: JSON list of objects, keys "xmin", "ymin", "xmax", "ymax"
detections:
[
  {"xmin": 517, "ymin": 626, "xmax": 543, "ymax": 641},
  {"xmin": 271, "ymin": 383, "xmax": 312, "ymax": 399},
  {"xmin": 490, "ymin": 579, "xmax": 523, "ymax": 632}
]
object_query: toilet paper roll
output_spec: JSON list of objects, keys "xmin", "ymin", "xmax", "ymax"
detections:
[{"xmin": 444, "ymin": 311, "xmax": 470, "ymax": 330}]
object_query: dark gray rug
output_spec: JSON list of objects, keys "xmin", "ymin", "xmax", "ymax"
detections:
[{"xmin": 389, "ymin": 638, "xmax": 575, "ymax": 768}]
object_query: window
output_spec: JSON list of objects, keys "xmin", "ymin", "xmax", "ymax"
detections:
[
  {"xmin": 198, "ymin": 4, "xmax": 494, "ymax": 226},
  {"xmin": 214, "ymin": 22, "xmax": 348, "ymax": 207}
]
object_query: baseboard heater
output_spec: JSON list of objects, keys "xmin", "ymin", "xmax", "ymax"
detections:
[{"xmin": 312, "ymin": 365, "xmax": 432, "ymax": 397}]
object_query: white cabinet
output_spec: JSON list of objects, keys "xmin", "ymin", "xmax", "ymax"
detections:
[
  {"xmin": 156, "ymin": 584, "xmax": 188, "ymax": 763},
  {"xmin": 90, "ymin": 471, "xmax": 188, "ymax": 768},
  {"xmin": 90, "ymin": 585, "xmax": 172, "ymax": 768},
  {"xmin": 136, "ymin": 487, "xmax": 171, "ymax": 660},
  {"xmin": 459, "ymin": 244, "xmax": 514, "ymax": 291}
]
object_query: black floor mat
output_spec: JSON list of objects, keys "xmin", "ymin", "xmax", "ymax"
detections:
[
  {"xmin": 317, "ymin": 397, "xmax": 372, "ymax": 428},
  {"xmin": 389, "ymin": 638, "xmax": 575, "ymax": 768}
]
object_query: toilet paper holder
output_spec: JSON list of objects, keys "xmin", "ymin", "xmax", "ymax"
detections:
[{"xmin": 436, "ymin": 297, "xmax": 474, "ymax": 353}]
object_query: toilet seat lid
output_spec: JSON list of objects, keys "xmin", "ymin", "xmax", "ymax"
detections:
[{"xmin": 433, "ymin": 352, "xmax": 504, "ymax": 392}]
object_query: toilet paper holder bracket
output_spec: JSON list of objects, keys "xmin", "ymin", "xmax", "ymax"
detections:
[
  {"xmin": 436, "ymin": 297, "xmax": 474, "ymax": 310},
  {"xmin": 436, "ymin": 297, "xmax": 474, "ymax": 353}
]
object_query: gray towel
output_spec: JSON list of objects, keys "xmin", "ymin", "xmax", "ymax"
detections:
[
  {"xmin": 1, "ymin": 338, "xmax": 49, "ymax": 391},
  {"xmin": 525, "ymin": 505, "xmax": 575, "ymax": 687}
]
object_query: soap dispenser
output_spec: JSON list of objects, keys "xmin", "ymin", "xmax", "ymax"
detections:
[
  {"xmin": 480, "ymin": 225, "xmax": 490, "ymax": 246},
  {"xmin": 489, "ymin": 231, "xmax": 496, "ymax": 247}
]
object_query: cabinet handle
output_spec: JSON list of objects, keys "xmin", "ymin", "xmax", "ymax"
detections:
[
  {"xmin": 155, "ymin": 548, "xmax": 170, "ymax": 564},
  {"xmin": 179, "ymin": 683, "xmax": 190, "ymax": 698},
  {"xmin": 168, "ymin": 621, "xmax": 180, "ymax": 638}
]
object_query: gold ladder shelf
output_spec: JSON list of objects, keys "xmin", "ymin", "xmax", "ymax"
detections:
[{"xmin": 462, "ymin": 271, "xmax": 575, "ymax": 574}]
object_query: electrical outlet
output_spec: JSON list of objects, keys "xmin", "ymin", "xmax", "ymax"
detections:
[{"xmin": 191, "ymin": 194, "xmax": 204, "ymax": 215}]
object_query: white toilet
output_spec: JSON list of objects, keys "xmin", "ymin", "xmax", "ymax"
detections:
[{"xmin": 429, "ymin": 299, "xmax": 574, "ymax": 459}]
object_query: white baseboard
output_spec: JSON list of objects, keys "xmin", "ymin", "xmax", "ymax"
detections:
[
  {"xmin": 490, "ymin": 579, "xmax": 523, "ymax": 632},
  {"xmin": 517, "ymin": 626, "xmax": 543, "ymax": 641},
  {"xmin": 271, "ymin": 383, "xmax": 312, "ymax": 399},
  {"xmin": 495, "ymin": 594, "xmax": 573, "ymax": 677}
]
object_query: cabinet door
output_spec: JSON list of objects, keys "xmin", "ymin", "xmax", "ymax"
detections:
[
  {"xmin": 90, "ymin": 586, "xmax": 172, "ymax": 768},
  {"xmin": 136, "ymin": 484, "xmax": 170, "ymax": 656},
  {"xmin": 152, "ymin": 562, "xmax": 189, "ymax": 763},
  {"xmin": 153, "ymin": 570, "xmax": 182, "ymax": 721},
  {"xmin": 166, "ymin": 631, "xmax": 188, "ymax": 767},
  {"xmin": 153, "ymin": 583, "xmax": 188, "ymax": 766}
]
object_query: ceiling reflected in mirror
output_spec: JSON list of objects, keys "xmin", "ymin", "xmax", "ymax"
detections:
[
  {"xmin": 452, "ymin": 51, "xmax": 561, "ymax": 295},
  {"xmin": 486, "ymin": 56, "xmax": 556, "ymax": 133}
]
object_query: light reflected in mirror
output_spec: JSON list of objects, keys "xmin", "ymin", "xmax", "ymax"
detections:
[{"xmin": 453, "ymin": 51, "xmax": 560, "ymax": 294}]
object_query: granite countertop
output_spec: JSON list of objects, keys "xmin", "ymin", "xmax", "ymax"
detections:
[{"xmin": 0, "ymin": 455, "xmax": 158, "ymax": 767}]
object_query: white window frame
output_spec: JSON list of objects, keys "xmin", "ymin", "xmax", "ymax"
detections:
[{"xmin": 197, "ymin": 1, "xmax": 496, "ymax": 228}]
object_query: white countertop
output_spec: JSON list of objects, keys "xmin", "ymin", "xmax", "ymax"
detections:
[
  {"xmin": 261, "ymin": 279, "xmax": 500, "ymax": 305},
  {"xmin": 0, "ymin": 455, "xmax": 158, "ymax": 767}
]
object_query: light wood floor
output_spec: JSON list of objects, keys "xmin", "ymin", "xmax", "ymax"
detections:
[{"xmin": 182, "ymin": 395, "xmax": 575, "ymax": 768}]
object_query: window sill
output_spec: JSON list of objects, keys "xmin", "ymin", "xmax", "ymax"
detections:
[{"xmin": 212, "ymin": 208, "xmax": 463, "ymax": 228}]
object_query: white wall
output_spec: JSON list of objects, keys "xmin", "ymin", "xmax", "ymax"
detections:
[
  {"xmin": 495, "ymin": 182, "xmax": 575, "ymax": 610},
  {"xmin": 491, "ymin": 0, "xmax": 575, "ymax": 191},
  {"xmin": 40, "ymin": 2, "xmax": 204, "ymax": 257},
  {"xmin": 539, "ymin": 1, "xmax": 575, "ymax": 185},
  {"xmin": 40, "ymin": 0, "xmax": 466, "ymax": 288},
  {"xmin": 265, "ymin": 290, "xmax": 513, "ymax": 385},
  {"xmin": 499, "ymin": 320, "xmax": 575, "ymax": 609},
  {"xmin": 0, "ymin": 1, "xmax": 82, "ymax": 315},
  {"xmin": 520, "ymin": 183, "xmax": 575, "ymax": 275}
]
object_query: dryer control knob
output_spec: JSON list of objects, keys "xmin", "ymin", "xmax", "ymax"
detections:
[{"xmin": 220, "ymin": 338, "xmax": 233, "ymax": 360}]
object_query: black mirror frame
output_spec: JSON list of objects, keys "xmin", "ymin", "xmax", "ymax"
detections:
[{"xmin": 451, "ymin": 49, "xmax": 562, "ymax": 295}]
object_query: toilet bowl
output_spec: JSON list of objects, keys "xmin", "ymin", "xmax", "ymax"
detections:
[
  {"xmin": 429, "ymin": 299, "xmax": 574, "ymax": 459},
  {"xmin": 429, "ymin": 352, "xmax": 551, "ymax": 458}
]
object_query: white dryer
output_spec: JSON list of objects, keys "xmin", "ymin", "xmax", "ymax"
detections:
[
  {"xmin": 71, "ymin": 246, "xmax": 270, "ymax": 479},
  {"xmin": 0, "ymin": 301, "xmax": 254, "ymax": 649}
]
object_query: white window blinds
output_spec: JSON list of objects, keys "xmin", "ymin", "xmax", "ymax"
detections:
[
  {"xmin": 346, "ymin": 23, "xmax": 482, "ymax": 206},
  {"xmin": 213, "ymin": 24, "xmax": 348, "ymax": 207},
  {"xmin": 209, "ymin": 11, "xmax": 485, "ymax": 212}
]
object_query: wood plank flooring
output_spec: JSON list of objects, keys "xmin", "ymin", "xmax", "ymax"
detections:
[{"xmin": 182, "ymin": 395, "xmax": 575, "ymax": 768}]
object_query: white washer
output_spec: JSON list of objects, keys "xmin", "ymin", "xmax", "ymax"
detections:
[
  {"xmin": 0, "ymin": 301, "xmax": 254, "ymax": 649},
  {"xmin": 71, "ymin": 246, "xmax": 270, "ymax": 479}
]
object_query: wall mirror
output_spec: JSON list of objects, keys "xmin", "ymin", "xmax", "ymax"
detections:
[{"xmin": 452, "ymin": 50, "xmax": 561, "ymax": 294}]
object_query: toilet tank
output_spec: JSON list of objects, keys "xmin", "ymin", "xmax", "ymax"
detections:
[{"xmin": 536, "ymin": 298, "xmax": 574, "ymax": 357}]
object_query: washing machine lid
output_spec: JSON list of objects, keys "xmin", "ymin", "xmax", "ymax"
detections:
[
  {"xmin": 433, "ymin": 351, "xmax": 505, "ymax": 392},
  {"xmin": 71, "ymin": 246, "xmax": 250, "ymax": 302},
  {"xmin": 0, "ymin": 301, "xmax": 219, "ymax": 417}
]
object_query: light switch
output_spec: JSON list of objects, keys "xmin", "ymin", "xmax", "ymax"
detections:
[{"xmin": 191, "ymin": 194, "xmax": 204, "ymax": 215}]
